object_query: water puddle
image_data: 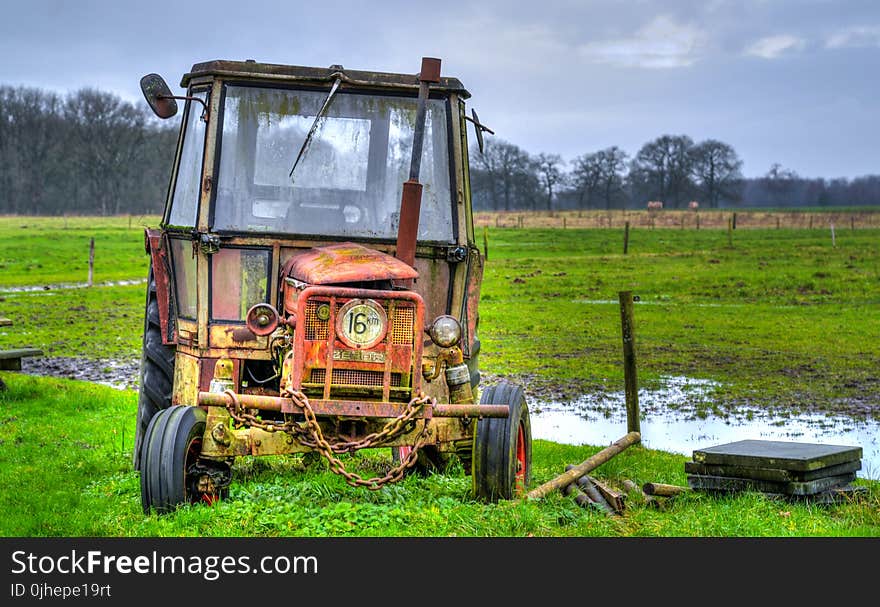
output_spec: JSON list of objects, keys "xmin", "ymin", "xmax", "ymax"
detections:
[
  {"xmin": 0, "ymin": 278, "xmax": 146, "ymax": 295},
  {"xmin": 531, "ymin": 376, "xmax": 880, "ymax": 480}
]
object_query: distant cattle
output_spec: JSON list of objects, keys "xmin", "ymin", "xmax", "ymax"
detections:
[
  {"xmin": 688, "ymin": 201, "xmax": 700, "ymax": 210},
  {"xmin": 646, "ymin": 201, "xmax": 664, "ymax": 210}
]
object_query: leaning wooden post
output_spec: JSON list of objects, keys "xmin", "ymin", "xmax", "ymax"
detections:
[
  {"xmin": 526, "ymin": 432, "xmax": 641, "ymax": 500},
  {"xmin": 623, "ymin": 221, "xmax": 630, "ymax": 255},
  {"xmin": 482, "ymin": 226, "xmax": 489, "ymax": 261},
  {"xmin": 619, "ymin": 291, "xmax": 640, "ymax": 435},
  {"xmin": 87, "ymin": 237, "xmax": 95, "ymax": 287}
]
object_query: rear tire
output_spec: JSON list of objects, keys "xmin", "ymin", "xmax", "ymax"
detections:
[
  {"xmin": 472, "ymin": 381, "xmax": 532, "ymax": 502},
  {"xmin": 132, "ymin": 265, "xmax": 175, "ymax": 471},
  {"xmin": 140, "ymin": 406, "xmax": 227, "ymax": 514}
]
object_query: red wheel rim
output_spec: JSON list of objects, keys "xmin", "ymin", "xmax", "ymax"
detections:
[
  {"xmin": 514, "ymin": 422, "xmax": 526, "ymax": 494},
  {"xmin": 397, "ymin": 445, "xmax": 414, "ymax": 461},
  {"xmin": 186, "ymin": 437, "xmax": 220, "ymax": 506}
]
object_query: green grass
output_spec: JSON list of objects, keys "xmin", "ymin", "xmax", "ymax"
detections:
[
  {"xmin": 1, "ymin": 215, "xmax": 879, "ymax": 536},
  {"xmin": 1, "ymin": 374, "xmax": 877, "ymax": 537},
  {"xmin": 0, "ymin": 215, "xmax": 158, "ymax": 287},
  {"xmin": 479, "ymin": 226, "xmax": 880, "ymax": 417}
]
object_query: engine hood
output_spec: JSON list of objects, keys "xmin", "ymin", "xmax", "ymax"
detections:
[{"xmin": 281, "ymin": 242, "xmax": 419, "ymax": 285}]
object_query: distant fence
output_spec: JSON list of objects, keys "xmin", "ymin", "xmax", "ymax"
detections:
[{"xmin": 474, "ymin": 209, "xmax": 880, "ymax": 230}]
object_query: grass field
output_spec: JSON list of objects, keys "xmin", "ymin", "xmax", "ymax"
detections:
[
  {"xmin": 1, "ymin": 212, "xmax": 879, "ymax": 536},
  {"xmin": 1, "ymin": 373, "xmax": 877, "ymax": 537}
]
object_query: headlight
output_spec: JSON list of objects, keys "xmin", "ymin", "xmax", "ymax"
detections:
[
  {"xmin": 336, "ymin": 299, "xmax": 388, "ymax": 349},
  {"xmin": 429, "ymin": 315, "xmax": 462, "ymax": 348}
]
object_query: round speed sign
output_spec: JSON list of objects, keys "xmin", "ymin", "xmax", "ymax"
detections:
[{"xmin": 336, "ymin": 299, "xmax": 388, "ymax": 349}]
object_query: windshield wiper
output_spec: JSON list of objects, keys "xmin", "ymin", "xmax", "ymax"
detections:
[{"xmin": 289, "ymin": 75, "xmax": 342, "ymax": 181}]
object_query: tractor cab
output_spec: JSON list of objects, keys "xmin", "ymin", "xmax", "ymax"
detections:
[{"xmin": 134, "ymin": 58, "xmax": 530, "ymax": 512}]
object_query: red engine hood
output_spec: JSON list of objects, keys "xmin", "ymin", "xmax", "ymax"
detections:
[{"xmin": 282, "ymin": 242, "xmax": 419, "ymax": 285}]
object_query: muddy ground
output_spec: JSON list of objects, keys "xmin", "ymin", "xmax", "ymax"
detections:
[
  {"xmin": 16, "ymin": 357, "xmax": 875, "ymax": 420},
  {"xmin": 21, "ymin": 356, "xmax": 141, "ymax": 391}
]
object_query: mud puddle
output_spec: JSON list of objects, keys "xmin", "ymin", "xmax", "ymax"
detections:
[
  {"xmin": 531, "ymin": 376, "xmax": 880, "ymax": 479},
  {"xmin": 21, "ymin": 357, "xmax": 140, "ymax": 391},
  {"xmin": 0, "ymin": 278, "xmax": 146, "ymax": 295}
]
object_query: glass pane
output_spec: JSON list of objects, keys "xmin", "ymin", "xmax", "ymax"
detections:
[
  {"xmin": 168, "ymin": 92, "xmax": 207, "ymax": 227},
  {"xmin": 168, "ymin": 238, "xmax": 197, "ymax": 319},
  {"xmin": 211, "ymin": 248, "xmax": 269, "ymax": 321},
  {"xmin": 214, "ymin": 85, "xmax": 453, "ymax": 241}
]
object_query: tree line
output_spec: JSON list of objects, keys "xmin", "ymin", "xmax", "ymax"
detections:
[
  {"xmin": 1, "ymin": 84, "xmax": 877, "ymax": 216},
  {"xmin": 471, "ymin": 137, "xmax": 880, "ymax": 211},
  {"xmin": 0, "ymin": 85, "xmax": 176, "ymax": 216}
]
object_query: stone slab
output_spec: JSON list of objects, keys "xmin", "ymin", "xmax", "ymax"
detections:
[
  {"xmin": 692, "ymin": 440, "xmax": 862, "ymax": 472},
  {"xmin": 684, "ymin": 459, "xmax": 862, "ymax": 483},
  {"xmin": 687, "ymin": 472, "xmax": 857, "ymax": 496}
]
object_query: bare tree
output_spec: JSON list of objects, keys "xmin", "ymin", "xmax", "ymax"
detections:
[
  {"xmin": 690, "ymin": 139, "xmax": 743, "ymax": 208},
  {"xmin": 470, "ymin": 139, "xmax": 538, "ymax": 211},
  {"xmin": 0, "ymin": 86, "xmax": 64, "ymax": 214},
  {"xmin": 64, "ymin": 88, "xmax": 149, "ymax": 215},
  {"xmin": 570, "ymin": 152, "xmax": 602, "ymax": 208},
  {"xmin": 630, "ymin": 134, "xmax": 695, "ymax": 208},
  {"xmin": 597, "ymin": 146, "xmax": 629, "ymax": 209},
  {"xmin": 536, "ymin": 153, "xmax": 564, "ymax": 210}
]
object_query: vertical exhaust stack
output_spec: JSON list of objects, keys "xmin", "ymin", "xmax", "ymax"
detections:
[{"xmin": 395, "ymin": 57, "xmax": 441, "ymax": 281}]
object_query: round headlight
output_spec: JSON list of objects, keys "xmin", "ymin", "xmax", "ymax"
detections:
[
  {"xmin": 429, "ymin": 315, "xmax": 462, "ymax": 348},
  {"xmin": 336, "ymin": 299, "xmax": 388, "ymax": 349}
]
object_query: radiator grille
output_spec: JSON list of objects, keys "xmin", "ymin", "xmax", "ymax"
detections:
[
  {"xmin": 304, "ymin": 300, "xmax": 329, "ymax": 341},
  {"xmin": 303, "ymin": 298, "xmax": 414, "ymax": 345},
  {"xmin": 391, "ymin": 306, "xmax": 414, "ymax": 345},
  {"xmin": 310, "ymin": 368, "xmax": 401, "ymax": 387}
]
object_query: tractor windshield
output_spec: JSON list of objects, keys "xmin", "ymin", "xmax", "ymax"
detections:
[{"xmin": 211, "ymin": 84, "xmax": 454, "ymax": 242}]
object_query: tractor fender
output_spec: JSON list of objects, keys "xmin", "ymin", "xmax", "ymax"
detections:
[{"xmin": 144, "ymin": 228, "xmax": 176, "ymax": 345}]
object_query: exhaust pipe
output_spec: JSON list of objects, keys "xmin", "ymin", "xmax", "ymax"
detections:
[{"xmin": 395, "ymin": 57, "xmax": 441, "ymax": 275}]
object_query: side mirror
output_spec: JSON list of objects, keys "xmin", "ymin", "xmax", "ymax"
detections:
[
  {"xmin": 140, "ymin": 73, "xmax": 178, "ymax": 119},
  {"xmin": 465, "ymin": 108, "xmax": 494, "ymax": 155}
]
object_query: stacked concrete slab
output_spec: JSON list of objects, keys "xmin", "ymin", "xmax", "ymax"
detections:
[{"xmin": 686, "ymin": 440, "xmax": 863, "ymax": 502}]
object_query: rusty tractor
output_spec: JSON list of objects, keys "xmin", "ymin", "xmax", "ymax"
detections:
[{"xmin": 134, "ymin": 56, "xmax": 531, "ymax": 513}]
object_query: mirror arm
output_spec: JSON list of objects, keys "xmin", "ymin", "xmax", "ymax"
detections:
[
  {"xmin": 464, "ymin": 114, "xmax": 494, "ymax": 135},
  {"xmin": 158, "ymin": 95, "xmax": 209, "ymax": 119}
]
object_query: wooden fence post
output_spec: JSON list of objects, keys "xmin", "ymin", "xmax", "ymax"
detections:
[
  {"xmin": 87, "ymin": 238, "xmax": 95, "ymax": 287},
  {"xmin": 482, "ymin": 226, "xmax": 489, "ymax": 261},
  {"xmin": 623, "ymin": 221, "xmax": 630, "ymax": 255},
  {"xmin": 619, "ymin": 291, "xmax": 640, "ymax": 435}
]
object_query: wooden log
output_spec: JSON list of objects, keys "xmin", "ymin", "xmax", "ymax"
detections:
[
  {"xmin": 565, "ymin": 466, "xmax": 615, "ymax": 515},
  {"xmin": 643, "ymin": 482, "xmax": 689, "ymax": 497},
  {"xmin": 562, "ymin": 480, "xmax": 598, "ymax": 510},
  {"xmin": 587, "ymin": 475, "xmax": 627, "ymax": 513},
  {"xmin": 527, "ymin": 432, "xmax": 641, "ymax": 500},
  {"xmin": 577, "ymin": 477, "xmax": 615, "ymax": 515}
]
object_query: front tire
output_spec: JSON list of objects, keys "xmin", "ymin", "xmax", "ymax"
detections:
[
  {"xmin": 132, "ymin": 266, "xmax": 175, "ymax": 471},
  {"xmin": 140, "ymin": 406, "xmax": 226, "ymax": 514},
  {"xmin": 472, "ymin": 381, "xmax": 532, "ymax": 502}
]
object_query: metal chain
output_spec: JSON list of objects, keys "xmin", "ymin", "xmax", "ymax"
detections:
[{"xmin": 221, "ymin": 389, "xmax": 436, "ymax": 489}]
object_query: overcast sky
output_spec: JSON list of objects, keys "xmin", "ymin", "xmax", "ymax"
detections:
[{"xmin": 1, "ymin": 0, "xmax": 877, "ymax": 178}]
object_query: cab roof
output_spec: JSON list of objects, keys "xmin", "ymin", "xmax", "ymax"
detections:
[{"xmin": 181, "ymin": 59, "xmax": 471, "ymax": 99}]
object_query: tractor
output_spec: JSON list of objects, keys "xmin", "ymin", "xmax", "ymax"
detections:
[{"xmin": 134, "ymin": 56, "xmax": 531, "ymax": 513}]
